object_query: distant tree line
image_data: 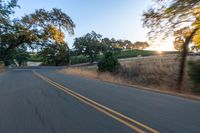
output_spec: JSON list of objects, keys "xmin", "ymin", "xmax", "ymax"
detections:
[{"xmin": 72, "ymin": 31, "xmax": 149, "ymax": 63}]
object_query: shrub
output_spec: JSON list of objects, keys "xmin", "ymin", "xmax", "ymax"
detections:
[
  {"xmin": 188, "ymin": 60, "xmax": 200, "ymax": 93},
  {"xmin": 98, "ymin": 52, "xmax": 120, "ymax": 73}
]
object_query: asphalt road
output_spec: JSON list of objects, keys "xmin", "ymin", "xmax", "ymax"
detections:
[{"xmin": 0, "ymin": 68, "xmax": 200, "ymax": 133}]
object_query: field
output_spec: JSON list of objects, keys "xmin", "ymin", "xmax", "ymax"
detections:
[
  {"xmin": 71, "ymin": 50, "xmax": 180, "ymax": 64},
  {"xmin": 60, "ymin": 55, "xmax": 200, "ymax": 95},
  {"xmin": 29, "ymin": 50, "xmax": 179, "ymax": 65},
  {"xmin": 118, "ymin": 55, "xmax": 184, "ymax": 91}
]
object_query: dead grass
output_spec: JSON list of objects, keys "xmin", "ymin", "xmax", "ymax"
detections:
[
  {"xmin": 60, "ymin": 68, "xmax": 125, "ymax": 85},
  {"xmin": 119, "ymin": 55, "xmax": 185, "ymax": 92},
  {"xmin": 59, "ymin": 55, "xmax": 200, "ymax": 96},
  {"xmin": 0, "ymin": 64, "xmax": 5, "ymax": 73},
  {"xmin": 120, "ymin": 55, "xmax": 200, "ymax": 92}
]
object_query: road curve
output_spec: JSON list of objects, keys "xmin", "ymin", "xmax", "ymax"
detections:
[{"xmin": 0, "ymin": 68, "xmax": 200, "ymax": 133}]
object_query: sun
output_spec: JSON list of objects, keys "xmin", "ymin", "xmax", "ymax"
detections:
[{"xmin": 157, "ymin": 50, "xmax": 163, "ymax": 54}]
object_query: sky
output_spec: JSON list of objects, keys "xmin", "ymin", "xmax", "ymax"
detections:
[{"xmin": 13, "ymin": 0, "xmax": 174, "ymax": 51}]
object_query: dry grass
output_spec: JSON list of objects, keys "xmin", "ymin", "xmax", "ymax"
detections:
[
  {"xmin": 60, "ymin": 55, "xmax": 200, "ymax": 95},
  {"xmin": 119, "ymin": 55, "xmax": 184, "ymax": 91},
  {"xmin": 118, "ymin": 55, "xmax": 200, "ymax": 93},
  {"xmin": 60, "ymin": 68, "xmax": 125, "ymax": 85},
  {"xmin": 0, "ymin": 65, "xmax": 5, "ymax": 73}
]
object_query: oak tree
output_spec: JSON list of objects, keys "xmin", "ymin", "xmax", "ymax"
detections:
[{"xmin": 143, "ymin": 0, "xmax": 200, "ymax": 91}]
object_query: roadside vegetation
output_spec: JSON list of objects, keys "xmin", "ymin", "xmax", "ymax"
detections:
[
  {"xmin": 188, "ymin": 60, "xmax": 200, "ymax": 93},
  {"xmin": 28, "ymin": 50, "xmax": 179, "ymax": 65},
  {"xmin": 61, "ymin": 55, "xmax": 200, "ymax": 95}
]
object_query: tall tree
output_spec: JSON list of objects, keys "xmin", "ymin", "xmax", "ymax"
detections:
[
  {"xmin": 0, "ymin": 1, "xmax": 75, "ymax": 64},
  {"xmin": 73, "ymin": 31, "xmax": 102, "ymax": 63},
  {"xmin": 143, "ymin": 0, "xmax": 200, "ymax": 91},
  {"xmin": 0, "ymin": 0, "xmax": 19, "ymax": 62}
]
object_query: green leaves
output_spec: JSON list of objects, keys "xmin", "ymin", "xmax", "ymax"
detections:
[
  {"xmin": 98, "ymin": 52, "xmax": 120, "ymax": 73},
  {"xmin": 0, "ymin": 4, "xmax": 75, "ymax": 64},
  {"xmin": 143, "ymin": 0, "xmax": 200, "ymax": 39},
  {"xmin": 0, "ymin": 0, "xmax": 18, "ymax": 18},
  {"xmin": 73, "ymin": 31, "xmax": 102, "ymax": 63},
  {"xmin": 22, "ymin": 8, "xmax": 75, "ymax": 35},
  {"xmin": 39, "ymin": 45, "xmax": 68, "ymax": 66}
]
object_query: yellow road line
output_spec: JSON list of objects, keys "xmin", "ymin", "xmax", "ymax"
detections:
[{"xmin": 33, "ymin": 70, "xmax": 159, "ymax": 133}]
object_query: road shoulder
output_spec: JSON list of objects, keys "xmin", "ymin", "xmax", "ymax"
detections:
[{"xmin": 58, "ymin": 69, "xmax": 200, "ymax": 101}]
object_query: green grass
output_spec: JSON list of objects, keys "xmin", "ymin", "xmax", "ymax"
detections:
[
  {"xmin": 114, "ymin": 50, "xmax": 156, "ymax": 59},
  {"xmin": 69, "ymin": 50, "xmax": 157, "ymax": 64},
  {"xmin": 71, "ymin": 55, "xmax": 90, "ymax": 64},
  {"xmin": 28, "ymin": 54, "xmax": 42, "ymax": 62}
]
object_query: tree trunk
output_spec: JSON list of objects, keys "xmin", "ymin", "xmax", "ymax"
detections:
[{"xmin": 177, "ymin": 28, "xmax": 198, "ymax": 91}]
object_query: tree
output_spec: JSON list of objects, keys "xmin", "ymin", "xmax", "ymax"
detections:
[
  {"xmin": 3, "ymin": 47, "xmax": 30, "ymax": 66},
  {"xmin": 0, "ymin": 0, "xmax": 18, "ymax": 25},
  {"xmin": 143, "ymin": 0, "xmax": 200, "ymax": 91},
  {"xmin": 14, "ymin": 48, "xmax": 30, "ymax": 66},
  {"xmin": 127, "ymin": 41, "xmax": 149, "ymax": 50},
  {"xmin": 0, "ymin": 0, "xmax": 75, "ymax": 65},
  {"xmin": 173, "ymin": 26, "xmax": 200, "ymax": 51},
  {"xmin": 173, "ymin": 27, "xmax": 192, "ymax": 51},
  {"xmin": 101, "ymin": 38, "xmax": 114, "ymax": 52},
  {"xmin": 101, "ymin": 38, "xmax": 122, "ymax": 52},
  {"xmin": 0, "ymin": 0, "xmax": 19, "ymax": 61},
  {"xmin": 39, "ymin": 44, "xmax": 68, "ymax": 66},
  {"xmin": 73, "ymin": 31, "xmax": 102, "ymax": 63}
]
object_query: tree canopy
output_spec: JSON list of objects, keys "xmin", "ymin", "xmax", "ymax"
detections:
[
  {"xmin": 73, "ymin": 31, "xmax": 102, "ymax": 63},
  {"xmin": 0, "ymin": 0, "xmax": 75, "ymax": 65},
  {"xmin": 143, "ymin": 0, "xmax": 200, "ymax": 39},
  {"xmin": 143, "ymin": 0, "xmax": 200, "ymax": 90}
]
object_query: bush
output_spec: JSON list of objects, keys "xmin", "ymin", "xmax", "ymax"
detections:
[
  {"xmin": 188, "ymin": 60, "xmax": 200, "ymax": 93},
  {"xmin": 98, "ymin": 52, "xmax": 120, "ymax": 73}
]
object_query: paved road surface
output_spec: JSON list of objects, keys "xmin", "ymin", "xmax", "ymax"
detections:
[{"xmin": 0, "ymin": 68, "xmax": 200, "ymax": 133}]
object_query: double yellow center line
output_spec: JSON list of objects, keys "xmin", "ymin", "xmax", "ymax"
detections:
[{"xmin": 33, "ymin": 70, "xmax": 159, "ymax": 133}]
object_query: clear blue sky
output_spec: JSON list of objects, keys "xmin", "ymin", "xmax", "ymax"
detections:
[{"xmin": 14, "ymin": 0, "xmax": 156, "ymax": 48}]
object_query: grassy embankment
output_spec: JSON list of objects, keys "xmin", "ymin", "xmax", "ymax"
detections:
[{"xmin": 60, "ymin": 55, "xmax": 200, "ymax": 96}]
